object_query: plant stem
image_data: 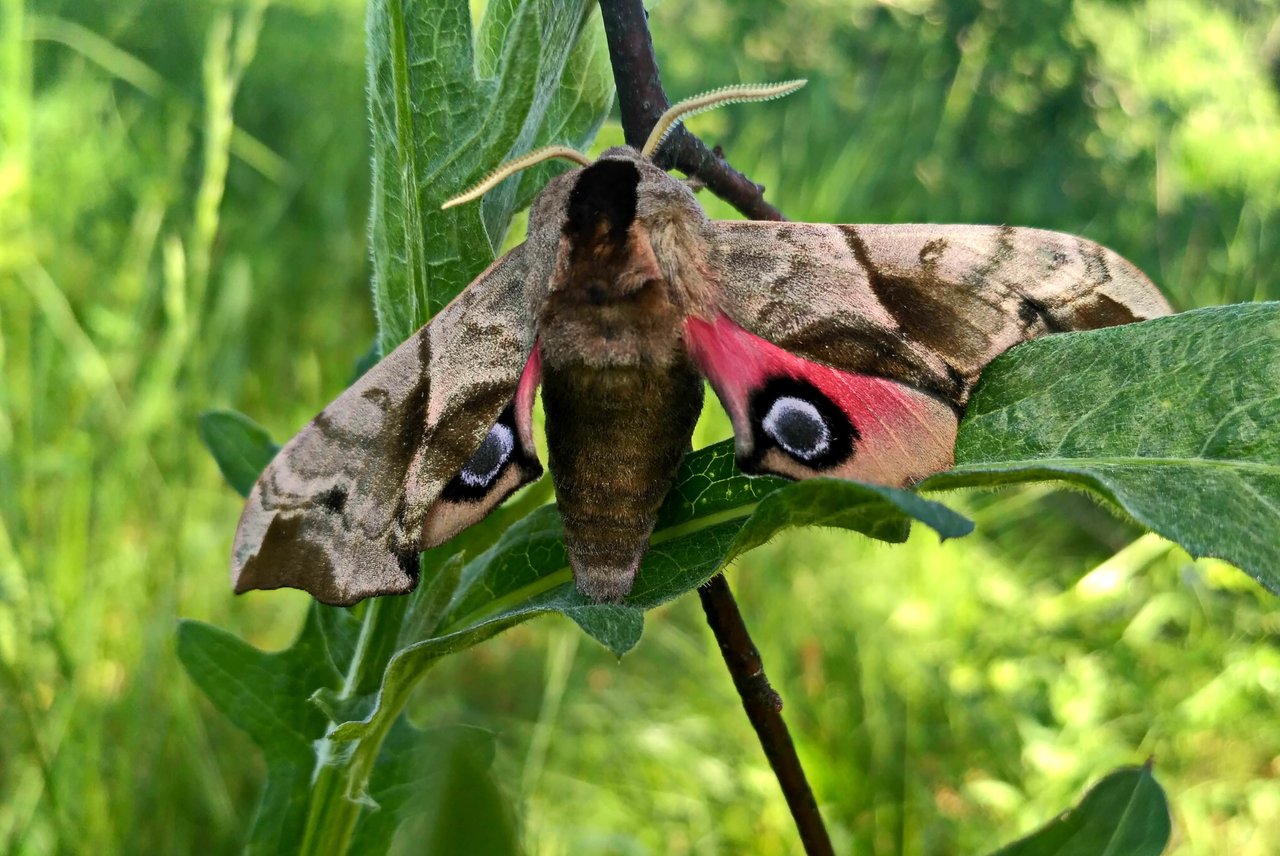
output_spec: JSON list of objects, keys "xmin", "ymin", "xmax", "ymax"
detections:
[
  {"xmin": 300, "ymin": 761, "xmax": 361, "ymax": 856},
  {"xmin": 299, "ymin": 596, "xmax": 410, "ymax": 856},
  {"xmin": 596, "ymin": 1, "xmax": 833, "ymax": 851},
  {"xmin": 597, "ymin": 0, "xmax": 787, "ymax": 221},
  {"xmin": 698, "ymin": 575, "xmax": 835, "ymax": 856}
]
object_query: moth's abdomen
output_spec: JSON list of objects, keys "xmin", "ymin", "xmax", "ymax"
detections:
[{"xmin": 542, "ymin": 361, "xmax": 704, "ymax": 603}]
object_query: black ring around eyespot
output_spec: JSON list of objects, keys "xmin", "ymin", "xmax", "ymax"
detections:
[
  {"xmin": 741, "ymin": 376, "xmax": 858, "ymax": 473},
  {"xmin": 440, "ymin": 403, "xmax": 541, "ymax": 502}
]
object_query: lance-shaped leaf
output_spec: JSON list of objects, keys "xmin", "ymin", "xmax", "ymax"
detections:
[
  {"xmin": 199, "ymin": 409, "xmax": 279, "ymax": 498},
  {"xmin": 366, "ymin": 0, "xmax": 612, "ymax": 353},
  {"xmin": 989, "ymin": 764, "xmax": 1171, "ymax": 856},
  {"xmin": 925, "ymin": 303, "xmax": 1280, "ymax": 592},
  {"xmin": 348, "ymin": 723, "xmax": 512, "ymax": 856}
]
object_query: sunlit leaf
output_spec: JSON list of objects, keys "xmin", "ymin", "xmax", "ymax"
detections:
[
  {"xmin": 176, "ymin": 612, "xmax": 341, "ymax": 853},
  {"xmin": 366, "ymin": 0, "xmax": 612, "ymax": 353},
  {"xmin": 926, "ymin": 303, "xmax": 1280, "ymax": 592}
]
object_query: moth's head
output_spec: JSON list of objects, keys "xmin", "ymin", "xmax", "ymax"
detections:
[
  {"xmin": 550, "ymin": 147, "xmax": 713, "ymax": 249},
  {"xmin": 440, "ymin": 80, "xmax": 806, "ymax": 240}
]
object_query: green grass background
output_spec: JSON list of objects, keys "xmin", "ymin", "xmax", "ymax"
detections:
[{"xmin": 3, "ymin": 0, "xmax": 1280, "ymax": 852}]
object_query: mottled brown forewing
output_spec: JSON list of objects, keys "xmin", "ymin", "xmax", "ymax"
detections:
[
  {"xmin": 709, "ymin": 222, "xmax": 1171, "ymax": 410},
  {"xmin": 231, "ymin": 247, "xmax": 538, "ymax": 605}
]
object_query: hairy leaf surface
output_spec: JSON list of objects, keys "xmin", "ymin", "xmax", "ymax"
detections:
[
  {"xmin": 366, "ymin": 0, "xmax": 612, "ymax": 353},
  {"xmin": 927, "ymin": 303, "xmax": 1280, "ymax": 592}
]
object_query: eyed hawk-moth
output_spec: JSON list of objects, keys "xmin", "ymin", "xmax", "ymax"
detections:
[{"xmin": 230, "ymin": 82, "xmax": 1171, "ymax": 606}]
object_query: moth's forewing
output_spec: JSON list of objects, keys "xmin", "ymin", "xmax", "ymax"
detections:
[
  {"xmin": 697, "ymin": 222, "xmax": 1171, "ymax": 488},
  {"xmin": 232, "ymin": 328, "xmax": 431, "ymax": 604},
  {"xmin": 231, "ymin": 248, "xmax": 542, "ymax": 605}
]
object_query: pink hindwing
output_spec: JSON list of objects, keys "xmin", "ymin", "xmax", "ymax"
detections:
[{"xmin": 685, "ymin": 314, "xmax": 958, "ymax": 487}]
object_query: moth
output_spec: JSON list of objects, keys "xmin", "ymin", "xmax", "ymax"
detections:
[{"xmin": 231, "ymin": 81, "xmax": 1171, "ymax": 606}]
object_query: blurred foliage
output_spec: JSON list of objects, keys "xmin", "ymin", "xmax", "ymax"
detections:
[
  {"xmin": 660, "ymin": 0, "xmax": 1280, "ymax": 312},
  {"xmin": 2, "ymin": 0, "xmax": 1279, "ymax": 853}
]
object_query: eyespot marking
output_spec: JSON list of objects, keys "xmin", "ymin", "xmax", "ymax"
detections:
[
  {"xmin": 761, "ymin": 396, "xmax": 830, "ymax": 460},
  {"xmin": 458, "ymin": 422, "xmax": 514, "ymax": 489},
  {"xmin": 439, "ymin": 403, "xmax": 542, "ymax": 504},
  {"xmin": 743, "ymin": 376, "xmax": 858, "ymax": 473}
]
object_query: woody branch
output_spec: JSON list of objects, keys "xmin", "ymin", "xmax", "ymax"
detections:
[
  {"xmin": 597, "ymin": 0, "xmax": 787, "ymax": 222},
  {"xmin": 595, "ymin": 3, "xmax": 834, "ymax": 855}
]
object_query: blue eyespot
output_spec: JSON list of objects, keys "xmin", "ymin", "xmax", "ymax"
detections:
[
  {"xmin": 761, "ymin": 396, "xmax": 830, "ymax": 460},
  {"xmin": 459, "ymin": 422, "xmax": 514, "ymax": 488},
  {"xmin": 742, "ymin": 376, "xmax": 858, "ymax": 474}
]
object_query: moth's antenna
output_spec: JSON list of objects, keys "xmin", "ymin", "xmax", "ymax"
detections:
[
  {"xmin": 639, "ymin": 80, "xmax": 807, "ymax": 159},
  {"xmin": 441, "ymin": 145, "xmax": 593, "ymax": 209}
]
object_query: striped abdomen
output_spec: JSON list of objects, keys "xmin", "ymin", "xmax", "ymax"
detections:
[{"xmin": 541, "ymin": 360, "xmax": 703, "ymax": 602}]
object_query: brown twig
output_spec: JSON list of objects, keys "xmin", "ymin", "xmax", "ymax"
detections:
[
  {"xmin": 697, "ymin": 575, "xmax": 836, "ymax": 856},
  {"xmin": 597, "ymin": 0, "xmax": 787, "ymax": 222},
  {"xmin": 596, "ymin": 2, "xmax": 833, "ymax": 853}
]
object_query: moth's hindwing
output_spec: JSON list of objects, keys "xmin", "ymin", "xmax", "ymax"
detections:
[
  {"xmin": 231, "ymin": 248, "xmax": 541, "ymax": 605},
  {"xmin": 686, "ymin": 313, "xmax": 956, "ymax": 486},
  {"xmin": 698, "ymin": 222, "xmax": 1171, "ymax": 487},
  {"xmin": 420, "ymin": 345, "xmax": 543, "ymax": 548}
]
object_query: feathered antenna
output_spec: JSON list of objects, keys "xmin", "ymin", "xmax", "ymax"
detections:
[
  {"xmin": 441, "ymin": 145, "xmax": 593, "ymax": 209},
  {"xmin": 639, "ymin": 80, "xmax": 807, "ymax": 159}
]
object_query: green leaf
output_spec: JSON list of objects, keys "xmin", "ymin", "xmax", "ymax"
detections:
[
  {"xmin": 315, "ymin": 604, "xmax": 362, "ymax": 681},
  {"xmin": 328, "ymin": 440, "xmax": 970, "ymax": 761},
  {"xmin": 378, "ymin": 725, "xmax": 518, "ymax": 856},
  {"xmin": 395, "ymin": 553, "xmax": 465, "ymax": 649},
  {"xmin": 198, "ymin": 409, "xmax": 279, "ymax": 498},
  {"xmin": 365, "ymin": 0, "xmax": 612, "ymax": 354},
  {"xmin": 990, "ymin": 764, "xmax": 1171, "ymax": 856},
  {"xmin": 509, "ymin": 3, "xmax": 614, "ymax": 211},
  {"xmin": 176, "ymin": 611, "xmax": 342, "ymax": 853},
  {"xmin": 348, "ymin": 723, "xmax": 506, "ymax": 856},
  {"xmin": 926, "ymin": 303, "xmax": 1280, "ymax": 592},
  {"xmin": 443, "ymin": 440, "xmax": 971, "ymax": 625}
]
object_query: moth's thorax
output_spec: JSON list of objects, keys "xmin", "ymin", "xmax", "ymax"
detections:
[{"xmin": 535, "ymin": 151, "xmax": 713, "ymax": 370}]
